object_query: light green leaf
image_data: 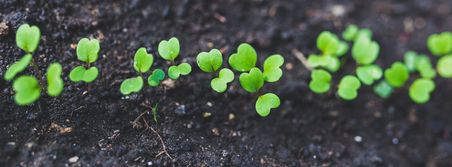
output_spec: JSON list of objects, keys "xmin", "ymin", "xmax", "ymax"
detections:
[
  {"xmin": 168, "ymin": 63, "xmax": 192, "ymax": 79},
  {"xmin": 255, "ymin": 93, "xmax": 280, "ymax": 117},
  {"xmin": 384, "ymin": 62, "xmax": 409, "ymax": 88},
  {"xmin": 211, "ymin": 68, "xmax": 234, "ymax": 93},
  {"xmin": 133, "ymin": 47, "xmax": 154, "ymax": 73},
  {"xmin": 373, "ymin": 80, "xmax": 393, "ymax": 98},
  {"xmin": 356, "ymin": 65, "xmax": 382, "ymax": 85},
  {"xmin": 427, "ymin": 32, "xmax": 452, "ymax": 56},
  {"xmin": 16, "ymin": 24, "xmax": 41, "ymax": 53},
  {"xmin": 158, "ymin": 37, "xmax": 180, "ymax": 61},
  {"xmin": 4, "ymin": 54, "xmax": 32, "ymax": 81},
  {"xmin": 336, "ymin": 41, "xmax": 349, "ymax": 57},
  {"xmin": 239, "ymin": 67, "xmax": 264, "ymax": 93},
  {"xmin": 409, "ymin": 78, "xmax": 435, "ymax": 104},
  {"xmin": 148, "ymin": 69, "xmax": 166, "ymax": 87},
  {"xmin": 437, "ymin": 55, "xmax": 452, "ymax": 78},
  {"xmin": 263, "ymin": 54, "xmax": 284, "ymax": 82},
  {"xmin": 317, "ymin": 31, "xmax": 340, "ymax": 55},
  {"xmin": 342, "ymin": 24, "xmax": 359, "ymax": 41},
  {"xmin": 69, "ymin": 66, "xmax": 99, "ymax": 83},
  {"xmin": 76, "ymin": 38, "xmax": 100, "ymax": 63},
  {"xmin": 228, "ymin": 43, "xmax": 257, "ymax": 72},
  {"xmin": 337, "ymin": 75, "xmax": 361, "ymax": 100},
  {"xmin": 196, "ymin": 49, "xmax": 223, "ymax": 72},
  {"xmin": 309, "ymin": 69, "xmax": 332, "ymax": 94},
  {"xmin": 415, "ymin": 55, "xmax": 436, "ymax": 79},
  {"xmin": 352, "ymin": 36, "xmax": 380, "ymax": 65},
  {"xmin": 13, "ymin": 76, "xmax": 41, "ymax": 106},
  {"xmin": 46, "ymin": 63, "xmax": 64, "ymax": 96},
  {"xmin": 120, "ymin": 76, "xmax": 144, "ymax": 95},
  {"xmin": 404, "ymin": 51, "xmax": 418, "ymax": 72}
]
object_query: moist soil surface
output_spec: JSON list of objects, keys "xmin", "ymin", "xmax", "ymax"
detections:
[{"xmin": 1, "ymin": 0, "xmax": 452, "ymax": 166}]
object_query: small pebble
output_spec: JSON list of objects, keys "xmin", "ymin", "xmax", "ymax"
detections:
[
  {"xmin": 68, "ymin": 156, "xmax": 79, "ymax": 163},
  {"xmin": 174, "ymin": 105, "xmax": 186, "ymax": 115},
  {"xmin": 354, "ymin": 136, "xmax": 363, "ymax": 143}
]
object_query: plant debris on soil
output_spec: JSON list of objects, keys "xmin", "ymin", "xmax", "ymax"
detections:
[{"xmin": 1, "ymin": 0, "xmax": 452, "ymax": 166}]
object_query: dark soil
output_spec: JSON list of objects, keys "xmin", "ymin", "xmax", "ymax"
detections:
[{"xmin": 1, "ymin": 0, "xmax": 452, "ymax": 166}]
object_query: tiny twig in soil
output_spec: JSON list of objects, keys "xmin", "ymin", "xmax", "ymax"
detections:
[{"xmin": 291, "ymin": 48, "xmax": 313, "ymax": 71}]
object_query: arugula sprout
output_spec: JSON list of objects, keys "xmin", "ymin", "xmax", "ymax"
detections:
[
  {"xmin": 384, "ymin": 62, "xmax": 409, "ymax": 88},
  {"xmin": 307, "ymin": 31, "xmax": 348, "ymax": 72},
  {"xmin": 158, "ymin": 37, "xmax": 180, "ymax": 61},
  {"xmin": 148, "ymin": 69, "xmax": 166, "ymax": 87},
  {"xmin": 404, "ymin": 51, "xmax": 418, "ymax": 72},
  {"xmin": 4, "ymin": 54, "xmax": 32, "ymax": 81},
  {"xmin": 133, "ymin": 48, "xmax": 154, "ymax": 73},
  {"xmin": 196, "ymin": 49, "xmax": 223, "ymax": 73},
  {"xmin": 373, "ymin": 80, "xmax": 393, "ymax": 98},
  {"xmin": 239, "ymin": 67, "xmax": 264, "ymax": 93},
  {"xmin": 13, "ymin": 76, "xmax": 41, "ymax": 106},
  {"xmin": 409, "ymin": 78, "xmax": 435, "ymax": 104},
  {"xmin": 352, "ymin": 36, "xmax": 380, "ymax": 65},
  {"xmin": 337, "ymin": 75, "xmax": 361, "ymax": 100},
  {"xmin": 211, "ymin": 68, "xmax": 234, "ymax": 93},
  {"xmin": 263, "ymin": 54, "xmax": 284, "ymax": 82},
  {"xmin": 120, "ymin": 76, "xmax": 144, "ymax": 95},
  {"xmin": 342, "ymin": 24, "xmax": 372, "ymax": 42},
  {"xmin": 228, "ymin": 43, "xmax": 257, "ymax": 72},
  {"xmin": 307, "ymin": 54, "xmax": 340, "ymax": 72},
  {"xmin": 168, "ymin": 63, "xmax": 192, "ymax": 79},
  {"xmin": 309, "ymin": 69, "xmax": 332, "ymax": 94},
  {"xmin": 69, "ymin": 38, "xmax": 100, "ymax": 83},
  {"xmin": 317, "ymin": 31, "xmax": 341, "ymax": 55},
  {"xmin": 356, "ymin": 65, "xmax": 382, "ymax": 85},
  {"xmin": 16, "ymin": 24, "xmax": 41, "ymax": 53},
  {"xmin": 437, "ymin": 55, "xmax": 452, "ymax": 78},
  {"xmin": 46, "ymin": 63, "xmax": 64, "ymax": 96},
  {"xmin": 415, "ymin": 55, "xmax": 436, "ymax": 79},
  {"xmin": 427, "ymin": 32, "xmax": 452, "ymax": 56},
  {"xmin": 255, "ymin": 93, "xmax": 280, "ymax": 117}
]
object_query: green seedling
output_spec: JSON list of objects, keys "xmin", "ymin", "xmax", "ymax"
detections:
[
  {"xmin": 437, "ymin": 55, "xmax": 452, "ymax": 78},
  {"xmin": 134, "ymin": 48, "xmax": 154, "ymax": 73},
  {"xmin": 211, "ymin": 68, "xmax": 234, "ymax": 93},
  {"xmin": 409, "ymin": 78, "xmax": 435, "ymax": 104},
  {"xmin": 309, "ymin": 69, "xmax": 332, "ymax": 94},
  {"xmin": 337, "ymin": 75, "xmax": 361, "ymax": 100},
  {"xmin": 373, "ymin": 80, "xmax": 393, "ymax": 98},
  {"xmin": 307, "ymin": 54, "xmax": 340, "ymax": 72},
  {"xmin": 384, "ymin": 62, "xmax": 409, "ymax": 88},
  {"xmin": 13, "ymin": 76, "xmax": 41, "ymax": 106},
  {"xmin": 342, "ymin": 24, "xmax": 372, "ymax": 42},
  {"xmin": 317, "ymin": 31, "xmax": 349, "ymax": 57},
  {"xmin": 120, "ymin": 76, "xmax": 144, "ymax": 95},
  {"xmin": 427, "ymin": 32, "xmax": 452, "ymax": 56},
  {"xmin": 404, "ymin": 51, "xmax": 418, "ymax": 72},
  {"xmin": 352, "ymin": 36, "xmax": 380, "ymax": 65},
  {"xmin": 168, "ymin": 63, "xmax": 192, "ymax": 79},
  {"xmin": 148, "ymin": 69, "xmax": 166, "ymax": 86},
  {"xmin": 46, "ymin": 63, "xmax": 64, "ymax": 96},
  {"xmin": 16, "ymin": 24, "xmax": 41, "ymax": 53},
  {"xmin": 263, "ymin": 54, "xmax": 284, "ymax": 82},
  {"xmin": 415, "ymin": 55, "xmax": 436, "ymax": 79},
  {"xmin": 158, "ymin": 37, "xmax": 180, "ymax": 61},
  {"xmin": 239, "ymin": 67, "xmax": 264, "ymax": 93},
  {"xmin": 4, "ymin": 54, "xmax": 32, "ymax": 81},
  {"xmin": 356, "ymin": 65, "xmax": 382, "ymax": 85},
  {"xmin": 228, "ymin": 43, "xmax": 257, "ymax": 72},
  {"xmin": 255, "ymin": 93, "xmax": 280, "ymax": 117},
  {"xmin": 196, "ymin": 49, "xmax": 223, "ymax": 72},
  {"xmin": 69, "ymin": 38, "xmax": 100, "ymax": 83}
]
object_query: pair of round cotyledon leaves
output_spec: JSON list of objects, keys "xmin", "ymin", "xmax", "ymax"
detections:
[
  {"xmin": 309, "ymin": 70, "xmax": 361, "ymax": 100},
  {"xmin": 196, "ymin": 43, "xmax": 284, "ymax": 117},
  {"xmin": 307, "ymin": 31, "xmax": 349, "ymax": 72},
  {"xmin": 69, "ymin": 38, "xmax": 100, "ymax": 83}
]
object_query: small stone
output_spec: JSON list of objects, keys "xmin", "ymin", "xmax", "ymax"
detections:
[
  {"xmin": 202, "ymin": 112, "xmax": 211, "ymax": 118},
  {"xmin": 68, "ymin": 156, "xmax": 79, "ymax": 163},
  {"xmin": 212, "ymin": 128, "xmax": 220, "ymax": 136},
  {"xmin": 0, "ymin": 22, "xmax": 9, "ymax": 36},
  {"xmin": 354, "ymin": 136, "xmax": 363, "ymax": 143},
  {"xmin": 228, "ymin": 113, "xmax": 235, "ymax": 121},
  {"xmin": 174, "ymin": 105, "xmax": 186, "ymax": 115}
]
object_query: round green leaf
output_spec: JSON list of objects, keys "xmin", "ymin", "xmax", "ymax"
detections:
[
  {"xmin": 335, "ymin": 41, "xmax": 349, "ymax": 57},
  {"xmin": 384, "ymin": 62, "xmax": 409, "ymax": 88},
  {"xmin": 76, "ymin": 38, "xmax": 100, "ymax": 63},
  {"xmin": 373, "ymin": 80, "xmax": 393, "ymax": 98},
  {"xmin": 239, "ymin": 67, "xmax": 264, "ymax": 93},
  {"xmin": 263, "ymin": 54, "xmax": 284, "ymax": 82},
  {"xmin": 409, "ymin": 78, "xmax": 435, "ymax": 104},
  {"xmin": 309, "ymin": 69, "xmax": 332, "ymax": 94},
  {"xmin": 158, "ymin": 37, "xmax": 180, "ymax": 61},
  {"xmin": 4, "ymin": 54, "xmax": 32, "ymax": 81},
  {"xmin": 69, "ymin": 66, "xmax": 99, "ymax": 83},
  {"xmin": 415, "ymin": 55, "xmax": 436, "ymax": 79},
  {"xmin": 133, "ymin": 47, "xmax": 154, "ymax": 73},
  {"xmin": 255, "ymin": 93, "xmax": 280, "ymax": 117},
  {"xmin": 427, "ymin": 32, "xmax": 452, "ymax": 56},
  {"xmin": 437, "ymin": 55, "xmax": 452, "ymax": 78},
  {"xmin": 307, "ymin": 55, "xmax": 340, "ymax": 72},
  {"xmin": 148, "ymin": 69, "xmax": 166, "ymax": 87},
  {"xmin": 342, "ymin": 24, "xmax": 359, "ymax": 41},
  {"xmin": 168, "ymin": 63, "xmax": 192, "ymax": 79},
  {"xmin": 13, "ymin": 76, "xmax": 41, "ymax": 106},
  {"xmin": 317, "ymin": 31, "xmax": 340, "ymax": 55},
  {"xmin": 210, "ymin": 68, "xmax": 234, "ymax": 93},
  {"xmin": 337, "ymin": 75, "xmax": 361, "ymax": 100},
  {"xmin": 16, "ymin": 24, "xmax": 41, "ymax": 53},
  {"xmin": 356, "ymin": 65, "xmax": 382, "ymax": 85},
  {"xmin": 120, "ymin": 76, "xmax": 144, "ymax": 95},
  {"xmin": 228, "ymin": 43, "xmax": 257, "ymax": 72},
  {"xmin": 46, "ymin": 63, "xmax": 64, "ymax": 96},
  {"xmin": 403, "ymin": 51, "xmax": 418, "ymax": 72},
  {"xmin": 196, "ymin": 49, "xmax": 223, "ymax": 72},
  {"xmin": 352, "ymin": 37, "xmax": 380, "ymax": 65}
]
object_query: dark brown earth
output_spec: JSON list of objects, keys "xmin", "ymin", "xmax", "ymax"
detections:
[{"xmin": 1, "ymin": 0, "xmax": 452, "ymax": 166}]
